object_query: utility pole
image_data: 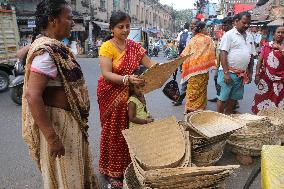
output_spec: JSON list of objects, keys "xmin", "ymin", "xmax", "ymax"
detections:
[
  {"xmin": 171, "ymin": 3, "xmax": 176, "ymax": 33},
  {"xmin": 88, "ymin": 0, "xmax": 94, "ymax": 49}
]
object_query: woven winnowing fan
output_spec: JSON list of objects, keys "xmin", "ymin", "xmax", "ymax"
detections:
[
  {"xmin": 138, "ymin": 55, "xmax": 189, "ymax": 94},
  {"xmin": 122, "ymin": 116, "xmax": 187, "ymax": 170},
  {"xmin": 128, "ymin": 123, "xmax": 191, "ymax": 186}
]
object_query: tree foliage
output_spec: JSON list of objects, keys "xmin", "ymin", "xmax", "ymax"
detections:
[{"xmin": 172, "ymin": 9, "xmax": 193, "ymax": 32}]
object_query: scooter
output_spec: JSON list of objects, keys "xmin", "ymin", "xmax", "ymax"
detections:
[
  {"xmin": 87, "ymin": 44, "xmax": 99, "ymax": 58},
  {"xmin": 165, "ymin": 47, "xmax": 178, "ymax": 60},
  {"xmin": 9, "ymin": 60, "xmax": 24, "ymax": 105}
]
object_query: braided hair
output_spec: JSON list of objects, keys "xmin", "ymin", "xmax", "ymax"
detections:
[{"xmin": 33, "ymin": 0, "xmax": 68, "ymax": 41}]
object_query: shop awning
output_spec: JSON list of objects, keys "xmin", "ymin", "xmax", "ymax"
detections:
[
  {"xmin": 92, "ymin": 21, "xmax": 109, "ymax": 30},
  {"xmin": 72, "ymin": 23, "xmax": 85, "ymax": 31},
  {"xmin": 267, "ymin": 18, "xmax": 284, "ymax": 26},
  {"xmin": 234, "ymin": 4, "xmax": 255, "ymax": 14}
]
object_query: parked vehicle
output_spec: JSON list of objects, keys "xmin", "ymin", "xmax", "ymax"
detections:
[
  {"xmin": 165, "ymin": 47, "xmax": 178, "ymax": 60},
  {"xmin": 128, "ymin": 27, "xmax": 150, "ymax": 56},
  {"xmin": 87, "ymin": 44, "xmax": 98, "ymax": 58},
  {"xmin": 0, "ymin": 5, "xmax": 20, "ymax": 92},
  {"xmin": 152, "ymin": 46, "xmax": 159, "ymax": 57},
  {"xmin": 9, "ymin": 60, "xmax": 24, "ymax": 105}
]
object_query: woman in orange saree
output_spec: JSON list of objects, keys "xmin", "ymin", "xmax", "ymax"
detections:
[
  {"xmin": 181, "ymin": 22, "xmax": 216, "ymax": 113},
  {"xmin": 97, "ymin": 11, "xmax": 157, "ymax": 188}
]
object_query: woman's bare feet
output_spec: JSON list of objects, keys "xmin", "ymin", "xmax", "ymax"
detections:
[{"xmin": 235, "ymin": 154, "xmax": 253, "ymax": 165}]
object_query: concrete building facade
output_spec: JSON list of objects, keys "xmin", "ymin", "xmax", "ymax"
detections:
[
  {"xmin": 11, "ymin": 0, "xmax": 173, "ymax": 34},
  {"xmin": 91, "ymin": 0, "xmax": 174, "ymax": 32}
]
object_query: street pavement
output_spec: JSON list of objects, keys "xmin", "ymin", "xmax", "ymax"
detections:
[{"xmin": 0, "ymin": 55, "xmax": 260, "ymax": 189}]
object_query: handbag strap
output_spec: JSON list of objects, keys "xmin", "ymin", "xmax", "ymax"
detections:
[{"xmin": 173, "ymin": 69, "xmax": 177, "ymax": 81}]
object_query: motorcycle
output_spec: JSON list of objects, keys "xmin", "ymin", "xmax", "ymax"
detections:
[
  {"xmin": 165, "ymin": 47, "xmax": 178, "ymax": 60},
  {"xmin": 152, "ymin": 46, "xmax": 159, "ymax": 57},
  {"xmin": 9, "ymin": 60, "xmax": 24, "ymax": 105},
  {"xmin": 87, "ymin": 44, "xmax": 99, "ymax": 58}
]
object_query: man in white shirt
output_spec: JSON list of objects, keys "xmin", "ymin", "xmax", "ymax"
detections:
[
  {"xmin": 176, "ymin": 22, "xmax": 191, "ymax": 53},
  {"xmin": 217, "ymin": 12, "xmax": 255, "ymax": 114}
]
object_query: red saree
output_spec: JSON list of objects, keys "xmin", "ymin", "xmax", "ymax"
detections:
[
  {"xmin": 97, "ymin": 39, "xmax": 146, "ymax": 178},
  {"xmin": 252, "ymin": 43, "xmax": 284, "ymax": 114}
]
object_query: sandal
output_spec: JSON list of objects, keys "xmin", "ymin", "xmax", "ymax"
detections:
[{"xmin": 108, "ymin": 177, "xmax": 123, "ymax": 188}]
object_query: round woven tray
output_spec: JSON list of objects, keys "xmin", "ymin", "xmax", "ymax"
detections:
[
  {"xmin": 185, "ymin": 111, "xmax": 244, "ymax": 139},
  {"xmin": 258, "ymin": 107, "xmax": 284, "ymax": 143},
  {"xmin": 228, "ymin": 114, "xmax": 281, "ymax": 156},
  {"xmin": 178, "ymin": 121, "xmax": 231, "ymax": 148},
  {"xmin": 122, "ymin": 116, "xmax": 186, "ymax": 170}
]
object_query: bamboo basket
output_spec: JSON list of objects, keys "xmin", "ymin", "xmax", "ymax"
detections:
[
  {"xmin": 179, "ymin": 121, "xmax": 229, "ymax": 166},
  {"xmin": 192, "ymin": 141, "xmax": 227, "ymax": 167},
  {"xmin": 184, "ymin": 111, "xmax": 244, "ymax": 139},
  {"xmin": 123, "ymin": 163, "xmax": 143, "ymax": 189},
  {"xmin": 258, "ymin": 107, "xmax": 284, "ymax": 143},
  {"xmin": 228, "ymin": 114, "xmax": 281, "ymax": 156},
  {"xmin": 123, "ymin": 163, "xmax": 236, "ymax": 189}
]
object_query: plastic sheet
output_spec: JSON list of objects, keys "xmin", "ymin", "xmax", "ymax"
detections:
[{"xmin": 261, "ymin": 145, "xmax": 284, "ymax": 189}]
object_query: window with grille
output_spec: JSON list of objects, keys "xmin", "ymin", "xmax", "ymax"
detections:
[
  {"xmin": 124, "ymin": 0, "xmax": 130, "ymax": 12},
  {"xmin": 113, "ymin": 0, "xmax": 120, "ymax": 11},
  {"xmin": 100, "ymin": 0, "xmax": 106, "ymax": 8},
  {"xmin": 71, "ymin": 0, "xmax": 76, "ymax": 6}
]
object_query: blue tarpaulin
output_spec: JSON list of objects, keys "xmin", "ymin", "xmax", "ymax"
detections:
[{"xmin": 147, "ymin": 28, "xmax": 160, "ymax": 34}]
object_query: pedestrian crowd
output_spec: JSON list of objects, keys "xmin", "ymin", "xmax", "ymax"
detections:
[{"xmin": 18, "ymin": 0, "xmax": 284, "ymax": 188}]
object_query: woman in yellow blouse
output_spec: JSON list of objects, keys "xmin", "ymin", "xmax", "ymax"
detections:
[{"xmin": 97, "ymin": 11, "xmax": 157, "ymax": 187}]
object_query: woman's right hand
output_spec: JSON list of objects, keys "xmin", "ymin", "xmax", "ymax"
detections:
[
  {"xmin": 129, "ymin": 75, "xmax": 145, "ymax": 85},
  {"xmin": 48, "ymin": 136, "xmax": 65, "ymax": 158},
  {"xmin": 254, "ymin": 75, "xmax": 260, "ymax": 85},
  {"xmin": 224, "ymin": 72, "xmax": 232, "ymax": 85}
]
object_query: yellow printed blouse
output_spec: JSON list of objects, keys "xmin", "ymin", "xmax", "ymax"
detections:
[{"xmin": 99, "ymin": 40, "xmax": 126, "ymax": 69}]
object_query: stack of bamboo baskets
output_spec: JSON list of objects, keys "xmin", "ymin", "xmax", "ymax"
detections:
[
  {"xmin": 258, "ymin": 107, "xmax": 284, "ymax": 143},
  {"xmin": 122, "ymin": 116, "xmax": 240, "ymax": 189},
  {"xmin": 182, "ymin": 111, "xmax": 244, "ymax": 166},
  {"xmin": 228, "ymin": 113, "xmax": 281, "ymax": 156}
]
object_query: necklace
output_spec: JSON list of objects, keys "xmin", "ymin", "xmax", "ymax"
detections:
[{"xmin": 112, "ymin": 38, "xmax": 126, "ymax": 52}]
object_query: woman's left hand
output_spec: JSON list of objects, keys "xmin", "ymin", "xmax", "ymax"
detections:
[
  {"xmin": 272, "ymin": 43, "xmax": 282, "ymax": 51},
  {"xmin": 129, "ymin": 75, "xmax": 144, "ymax": 85}
]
